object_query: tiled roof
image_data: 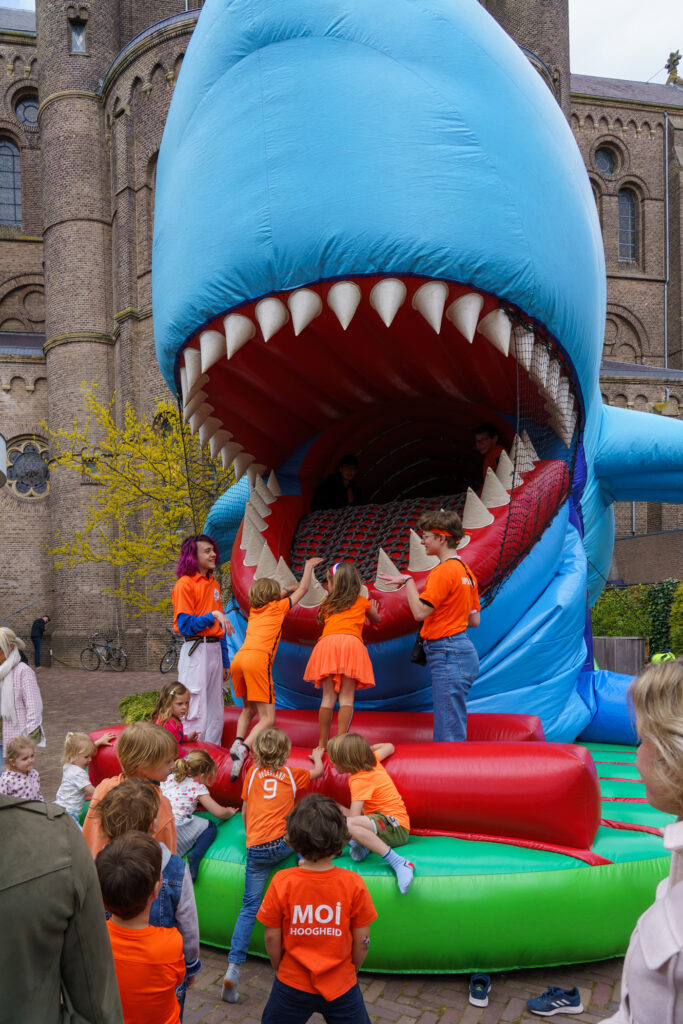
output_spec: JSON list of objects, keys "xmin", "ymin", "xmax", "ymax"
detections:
[
  {"xmin": 0, "ymin": 6, "xmax": 36, "ymax": 34},
  {"xmin": 571, "ymin": 73, "xmax": 683, "ymax": 109},
  {"xmin": 601, "ymin": 360, "xmax": 683, "ymax": 381}
]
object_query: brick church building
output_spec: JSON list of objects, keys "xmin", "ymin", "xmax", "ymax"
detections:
[{"xmin": 1, "ymin": 0, "xmax": 681, "ymax": 666}]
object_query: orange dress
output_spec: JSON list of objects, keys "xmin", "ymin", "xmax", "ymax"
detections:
[{"xmin": 304, "ymin": 596, "xmax": 375, "ymax": 691}]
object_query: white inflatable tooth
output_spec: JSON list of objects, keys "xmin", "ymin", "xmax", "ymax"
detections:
[
  {"xmin": 179, "ymin": 367, "xmax": 188, "ymax": 403},
  {"xmin": 198, "ymin": 416, "xmax": 220, "ymax": 448},
  {"xmin": 183, "ymin": 348, "xmax": 203, "ymax": 393},
  {"xmin": 250, "ymin": 463, "xmax": 267, "ymax": 478},
  {"xmin": 495, "ymin": 449, "xmax": 523, "ymax": 490},
  {"xmin": 267, "ymin": 470, "xmax": 282, "ymax": 496},
  {"xmin": 370, "ymin": 278, "xmax": 407, "ymax": 328},
  {"xmin": 511, "ymin": 327, "xmax": 535, "ymax": 372},
  {"xmin": 412, "ymin": 281, "xmax": 449, "ymax": 334},
  {"xmin": 189, "ymin": 373, "xmax": 209, "ymax": 402},
  {"xmin": 288, "ymin": 289, "xmax": 323, "ymax": 336},
  {"xmin": 275, "ymin": 557, "xmax": 297, "ymax": 589},
  {"xmin": 445, "ymin": 292, "xmax": 484, "ymax": 343},
  {"xmin": 408, "ymin": 529, "xmax": 439, "ymax": 571},
  {"xmin": 477, "ymin": 308, "xmax": 511, "ymax": 357},
  {"xmin": 254, "ymin": 541, "xmax": 278, "ymax": 580},
  {"xmin": 223, "ymin": 314, "xmax": 255, "ymax": 358},
  {"xmin": 249, "ymin": 489, "xmax": 271, "ymax": 519},
  {"xmin": 245, "ymin": 503, "xmax": 267, "ymax": 533},
  {"xmin": 244, "ymin": 534, "xmax": 265, "ymax": 568},
  {"xmin": 233, "ymin": 452, "xmax": 255, "ymax": 482},
  {"xmin": 209, "ymin": 429, "xmax": 231, "ymax": 460},
  {"xmin": 374, "ymin": 548, "xmax": 403, "ymax": 593},
  {"xmin": 183, "ymin": 390, "xmax": 207, "ymax": 421},
  {"xmin": 220, "ymin": 441, "xmax": 243, "ymax": 469},
  {"xmin": 327, "ymin": 281, "xmax": 361, "ymax": 330},
  {"xmin": 255, "ymin": 475, "xmax": 276, "ymax": 505},
  {"xmin": 545, "ymin": 360, "xmax": 561, "ymax": 403},
  {"xmin": 481, "ymin": 468, "xmax": 511, "ymax": 509},
  {"xmin": 188, "ymin": 403, "xmax": 212, "ymax": 435},
  {"xmin": 556, "ymin": 377, "xmax": 572, "ymax": 416},
  {"xmin": 530, "ymin": 342, "xmax": 550, "ymax": 393},
  {"xmin": 359, "ymin": 584, "xmax": 370, "ymax": 599},
  {"xmin": 462, "ymin": 488, "xmax": 494, "ymax": 529},
  {"xmin": 456, "ymin": 534, "xmax": 470, "ymax": 550},
  {"xmin": 298, "ymin": 573, "xmax": 327, "ymax": 608},
  {"xmin": 199, "ymin": 330, "xmax": 226, "ymax": 374},
  {"xmin": 509, "ymin": 434, "xmax": 535, "ymax": 474},
  {"xmin": 521, "ymin": 430, "xmax": 539, "ymax": 463},
  {"xmin": 255, "ymin": 297, "xmax": 289, "ymax": 342},
  {"xmin": 240, "ymin": 514, "xmax": 257, "ymax": 552}
]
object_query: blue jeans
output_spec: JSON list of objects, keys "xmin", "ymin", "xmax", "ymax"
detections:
[
  {"xmin": 229, "ymin": 837, "xmax": 294, "ymax": 964},
  {"xmin": 424, "ymin": 633, "xmax": 479, "ymax": 741},
  {"xmin": 261, "ymin": 977, "xmax": 371, "ymax": 1024}
]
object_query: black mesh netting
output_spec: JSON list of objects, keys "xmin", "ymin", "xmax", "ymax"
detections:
[{"xmin": 289, "ymin": 312, "xmax": 578, "ymax": 606}]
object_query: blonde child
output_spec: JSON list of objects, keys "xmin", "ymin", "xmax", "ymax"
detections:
[
  {"xmin": 221, "ymin": 727, "xmax": 324, "ymax": 1004},
  {"xmin": 97, "ymin": 778, "xmax": 201, "ymax": 1019},
  {"xmin": 161, "ymin": 749, "xmax": 237, "ymax": 880},
  {"xmin": 55, "ymin": 729, "xmax": 116, "ymax": 822},
  {"xmin": 326, "ymin": 733, "xmax": 414, "ymax": 894},
  {"xmin": 151, "ymin": 681, "xmax": 198, "ymax": 755},
  {"xmin": 304, "ymin": 561, "xmax": 381, "ymax": 748},
  {"xmin": 83, "ymin": 721, "xmax": 178, "ymax": 856},
  {"xmin": 229, "ymin": 556, "xmax": 322, "ymax": 781},
  {"xmin": 0, "ymin": 735, "xmax": 43, "ymax": 801}
]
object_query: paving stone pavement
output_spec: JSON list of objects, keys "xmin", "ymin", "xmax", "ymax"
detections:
[{"xmin": 33, "ymin": 667, "xmax": 624, "ymax": 1023}]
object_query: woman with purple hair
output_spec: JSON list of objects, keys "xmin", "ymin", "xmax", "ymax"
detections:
[{"xmin": 172, "ymin": 535, "xmax": 234, "ymax": 744}]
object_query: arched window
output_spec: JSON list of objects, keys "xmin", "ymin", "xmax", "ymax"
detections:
[
  {"xmin": 0, "ymin": 138, "xmax": 22, "ymax": 226},
  {"xmin": 618, "ymin": 188, "xmax": 637, "ymax": 263}
]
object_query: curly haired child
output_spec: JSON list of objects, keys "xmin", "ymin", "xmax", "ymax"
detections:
[
  {"xmin": 327, "ymin": 733, "xmax": 414, "ymax": 894},
  {"xmin": 151, "ymin": 681, "xmax": 198, "ymax": 755},
  {"xmin": 161, "ymin": 749, "xmax": 236, "ymax": 880},
  {"xmin": 229, "ymin": 556, "xmax": 322, "ymax": 780},
  {"xmin": 304, "ymin": 561, "xmax": 381, "ymax": 748}
]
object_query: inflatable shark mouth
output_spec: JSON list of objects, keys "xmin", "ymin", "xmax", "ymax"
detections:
[{"xmin": 177, "ymin": 274, "xmax": 579, "ymax": 645}]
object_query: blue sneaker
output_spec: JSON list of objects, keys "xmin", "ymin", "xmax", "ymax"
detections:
[
  {"xmin": 527, "ymin": 987, "xmax": 583, "ymax": 1016},
  {"xmin": 469, "ymin": 974, "xmax": 491, "ymax": 1007}
]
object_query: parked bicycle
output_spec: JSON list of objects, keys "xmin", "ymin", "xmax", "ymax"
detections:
[
  {"xmin": 80, "ymin": 632, "xmax": 128, "ymax": 672},
  {"xmin": 160, "ymin": 628, "xmax": 184, "ymax": 674}
]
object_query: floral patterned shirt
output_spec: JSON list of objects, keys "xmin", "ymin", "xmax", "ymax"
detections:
[
  {"xmin": 0, "ymin": 768, "xmax": 43, "ymax": 801},
  {"xmin": 161, "ymin": 774, "xmax": 208, "ymax": 825}
]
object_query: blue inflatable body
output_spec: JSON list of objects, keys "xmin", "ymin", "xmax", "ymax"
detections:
[{"xmin": 153, "ymin": 0, "xmax": 683, "ymax": 743}]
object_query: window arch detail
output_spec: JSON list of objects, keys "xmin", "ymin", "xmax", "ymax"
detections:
[{"xmin": 0, "ymin": 138, "xmax": 22, "ymax": 226}]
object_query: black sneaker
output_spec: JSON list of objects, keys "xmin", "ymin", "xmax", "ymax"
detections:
[
  {"xmin": 527, "ymin": 987, "xmax": 583, "ymax": 1016},
  {"xmin": 469, "ymin": 974, "xmax": 491, "ymax": 1007}
]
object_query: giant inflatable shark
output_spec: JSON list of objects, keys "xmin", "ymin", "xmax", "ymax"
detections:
[{"xmin": 153, "ymin": 0, "xmax": 683, "ymax": 742}]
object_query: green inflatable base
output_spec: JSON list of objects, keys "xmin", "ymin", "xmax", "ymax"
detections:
[{"xmin": 192, "ymin": 743, "xmax": 671, "ymax": 973}]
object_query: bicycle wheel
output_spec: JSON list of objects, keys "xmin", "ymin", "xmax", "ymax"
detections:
[
  {"xmin": 109, "ymin": 648, "xmax": 128, "ymax": 672},
  {"xmin": 80, "ymin": 646, "xmax": 100, "ymax": 671},
  {"xmin": 160, "ymin": 649, "xmax": 177, "ymax": 674}
]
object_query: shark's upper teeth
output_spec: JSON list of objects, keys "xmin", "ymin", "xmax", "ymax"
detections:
[
  {"xmin": 267, "ymin": 470, "xmax": 282, "ymax": 496},
  {"xmin": 511, "ymin": 326, "xmax": 534, "ymax": 371},
  {"xmin": 247, "ymin": 463, "xmax": 266, "ymax": 486},
  {"xmin": 255, "ymin": 297, "xmax": 289, "ymax": 341},
  {"xmin": 209, "ymin": 429, "xmax": 232, "ymax": 460},
  {"xmin": 481, "ymin": 468, "xmax": 511, "ymax": 508},
  {"xmin": 288, "ymin": 289, "xmax": 323, "ymax": 336},
  {"xmin": 255, "ymin": 475, "xmax": 276, "ymax": 505},
  {"xmin": 188, "ymin": 403, "xmax": 212, "ymax": 435},
  {"xmin": 198, "ymin": 416, "xmax": 221, "ymax": 448},
  {"xmin": 445, "ymin": 292, "xmax": 484, "ymax": 343},
  {"xmin": 183, "ymin": 390, "xmax": 207, "ymax": 421},
  {"xmin": 232, "ymin": 451, "xmax": 255, "ymax": 481},
  {"xmin": 412, "ymin": 280, "xmax": 449, "ymax": 333},
  {"xmin": 200, "ymin": 330, "xmax": 226, "ymax": 373},
  {"xmin": 224, "ymin": 313, "xmax": 255, "ymax": 358},
  {"xmin": 220, "ymin": 441, "xmax": 243, "ymax": 469},
  {"xmin": 327, "ymin": 281, "xmax": 362, "ymax": 329},
  {"xmin": 183, "ymin": 348, "xmax": 204, "ymax": 393},
  {"xmin": 462, "ymin": 487, "xmax": 495, "ymax": 529},
  {"xmin": 530, "ymin": 342, "xmax": 550, "ymax": 393},
  {"xmin": 477, "ymin": 308, "xmax": 512, "ymax": 357},
  {"xmin": 510, "ymin": 433, "xmax": 535, "ymax": 474},
  {"xmin": 370, "ymin": 278, "xmax": 406, "ymax": 327}
]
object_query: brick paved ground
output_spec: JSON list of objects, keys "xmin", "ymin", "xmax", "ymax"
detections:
[{"xmin": 33, "ymin": 666, "xmax": 623, "ymax": 1023}]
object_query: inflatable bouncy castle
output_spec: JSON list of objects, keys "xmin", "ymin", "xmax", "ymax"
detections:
[{"xmin": 142, "ymin": 0, "xmax": 683, "ymax": 970}]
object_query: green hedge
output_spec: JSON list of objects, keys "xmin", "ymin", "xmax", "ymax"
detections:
[
  {"xmin": 119, "ymin": 688, "xmax": 234, "ymax": 724},
  {"xmin": 671, "ymin": 584, "xmax": 683, "ymax": 657},
  {"xmin": 591, "ymin": 578, "xmax": 680, "ymax": 654}
]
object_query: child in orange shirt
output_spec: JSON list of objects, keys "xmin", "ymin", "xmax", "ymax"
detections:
[
  {"xmin": 83, "ymin": 722, "xmax": 178, "ymax": 856},
  {"xmin": 221, "ymin": 728, "xmax": 324, "ymax": 1004},
  {"xmin": 257, "ymin": 793, "xmax": 377, "ymax": 1023},
  {"xmin": 229, "ymin": 556, "xmax": 322, "ymax": 780},
  {"xmin": 96, "ymin": 831, "xmax": 185, "ymax": 1024},
  {"xmin": 326, "ymin": 733, "xmax": 414, "ymax": 894},
  {"xmin": 304, "ymin": 561, "xmax": 381, "ymax": 748}
]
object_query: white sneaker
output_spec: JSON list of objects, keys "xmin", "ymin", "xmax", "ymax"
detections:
[
  {"xmin": 221, "ymin": 962, "xmax": 240, "ymax": 1003},
  {"xmin": 230, "ymin": 743, "xmax": 249, "ymax": 782}
]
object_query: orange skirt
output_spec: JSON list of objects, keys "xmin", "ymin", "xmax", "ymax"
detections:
[{"xmin": 304, "ymin": 634, "xmax": 375, "ymax": 691}]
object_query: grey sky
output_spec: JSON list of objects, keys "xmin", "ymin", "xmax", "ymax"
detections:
[{"xmin": 1, "ymin": 0, "xmax": 680, "ymax": 85}]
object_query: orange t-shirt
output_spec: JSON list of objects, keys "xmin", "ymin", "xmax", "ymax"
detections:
[
  {"xmin": 321, "ymin": 596, "xmax": 371, "ymax": 640},
  {"xmin": 242, "ymin": 762, "xmax": 311, "ymax": 848},
  {"xmin": 257, "ymin": 865, "xmax": 377, "ymax": 1001},
  {"xmin": 107, "ymin": 919, "xmax": 184, "ymax": 1024},
  {"xmin": 172, "ymin": 572, "xmax": 224, "ymax": 637},
  {"xmin": 242, "ymin": 597, "xmax": 291, "ymax": 654},
  {"xmin": 483, "ymin": 444, "xmax": 504, "ymax": 480},
  {"xmin": 419, "ymin": 558, "xmax": 480, "ymax": 641},
  {"xmin": 348, "ymin": 752, "xmax": 410, "ymax": 829},
  {"xmin": 82, "ymin": 774, "xmax": 177, "ymax": 856}
]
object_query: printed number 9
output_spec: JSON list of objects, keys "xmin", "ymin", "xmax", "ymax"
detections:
[{"xmin": 263, "ymin": 778, "xmax": 278, "ymax": 800}]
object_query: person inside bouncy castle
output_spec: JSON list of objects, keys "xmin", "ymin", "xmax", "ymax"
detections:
[
  {"xmin": 380, "ymin": 509, "xmax": 479, "ymax": 742},
  {"xmin": 310, "ymin": 453, "xmax": 362, "ymax": 512},
  {"xmin": 474, "ymin": 422, "xmax": 504, "ymax": 487},
  {"xmin": 171, "ymin": 535, "xmax": 234, "ymax": 745}
]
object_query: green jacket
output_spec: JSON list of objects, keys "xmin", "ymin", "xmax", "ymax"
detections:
[{"xmin": 0, "ymin": 796, "xmax": 123, "ymax": 1024}]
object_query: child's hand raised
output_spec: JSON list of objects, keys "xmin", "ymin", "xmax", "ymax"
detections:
[
  {"xmin": 370, "ymin": 599, "xmax": 380, "ymax": 615},
  {"xmin": 186, "ymin": 730, "xmax": 199, "ymax": 742},
  {"xmin": 309, "ymin": 746, "xmax": 325, "ymax": 762},
  {"xmin": 95, "ymin": 730, "xmax": 117, "ymax": 748},
  {"xmin": 305, "ymin": 557, "xmax": 324, "ymax": 569}
]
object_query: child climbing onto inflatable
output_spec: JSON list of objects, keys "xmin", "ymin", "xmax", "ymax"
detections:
[
  {"xmin": 326, "ymin": 732, "xmax": 414, "ymax": 894},
  {"xmin": 304, "ymin": 561, "xmax": 380, "ymax": 748},
  {"xmin": 229, "ymin": 557, "xmax": 323, "ymax": 781},
  {"xmin": 151, "ymin": 681, "xmax": 198, "ymax": 755}
]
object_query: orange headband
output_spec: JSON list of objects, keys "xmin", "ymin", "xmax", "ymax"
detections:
[{"xmin": 431, "ymin": 528, "xmax": 453, "ymax": 537}]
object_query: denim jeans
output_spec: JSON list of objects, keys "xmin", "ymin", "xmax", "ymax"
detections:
[
  {"xmin": 261, "ymin": 977, "xmax": 371, "ymax": 1024},
  {"xmin": 229, "ymin": 837, "xmax": 294, "ymax": 964},
  {"xmin": 424, "ymin": 633, "xmax": 479, "ymax": 741}
]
